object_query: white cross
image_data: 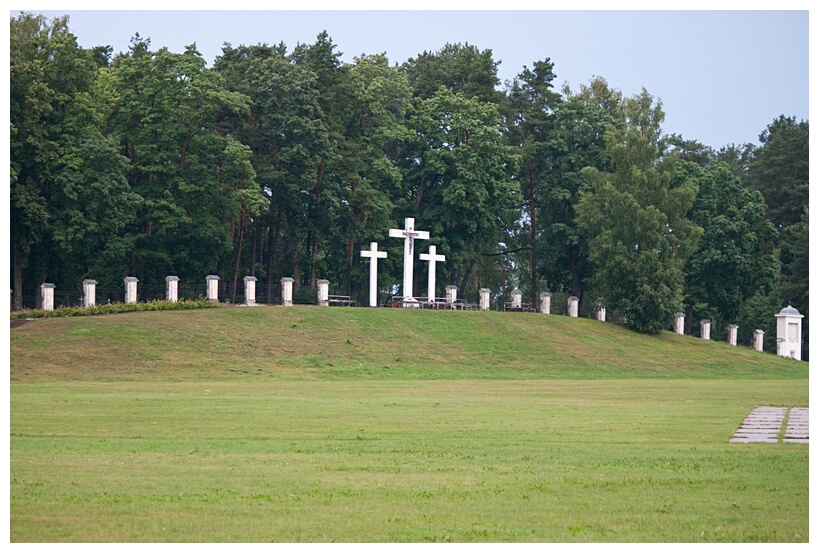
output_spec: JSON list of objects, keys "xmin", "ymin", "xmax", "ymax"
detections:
[
  {"xmin": 389, "ymin": 217, "xmax": 429, "ymax": 303},
  {"xmin": 419, "ymin": 245, "xmax": 446, "ymax": 303},
  {"xmin": 360, "ymin": 242, "xmax": 388, "ymax": 307}
]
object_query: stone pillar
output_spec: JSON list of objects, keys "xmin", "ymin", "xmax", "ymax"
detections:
[
  {"xmin": 753, "ymin": 330, "xmax": 765, "ymax": 353},
  {"xmin": 568, "ymin": 296, "xmax": 579, "ymax": 318},
  {"xmin": 511, "ymin": 288, "xmax": 522, "ymax": 310},
  {"xmin": 41, "ymin": 283, "xmax": 56, "ymax": 311},
  {"xmin": 445, "ymin": 285, "xmax": 458, "ymax": 307},
  {"xmin": 281, "ymin": 277, "xmax": 294, "ymax": 306},
  {"xmin": 206, "ymin": 275, "xmax": 219, "ymax": 302},
  {"xmin": 539, "ymin": 292, "xmax": 551, "ymax": 314},
  {"xmin": 675, "ymin": 312, "xmax": 685, "ymax": 335},
  {"xmin": 777, "ymin": 337, "xmax": 785, "ymax": 357},
  {"xmin": 244, "ymin": 276, "xmax": 257, "ymax": 306},
  {"xmin": 83, "ymin": 280, "xmax": 97, "ymax": 308},
  {"xmin": 166, "ymin": 276, "xmax": 179, "ymax": 302},
  {"xmin": 479, "ymin": 288, "xmax": 491, "ymax": 311},
  {"xmin": 700, "ymin": 319, "xmax": 711, "ymax": 340},
  {"xmin": 596, "ymin": 304, "xmax": 606, "ymax": 322},
  {"xmin": 775, "ymin": 305, "xmax": 803, "ymax": 360},
  {"xmin": 727, "ymin": 324, "xmax": 738, "ymax": 346},
  {"xmin": 317, "ymin": 279, "xmax": 330, "ymax": 307},
  {"xmin": 124, "ymin": 277, "xmax": 138, "ymax": 304}
]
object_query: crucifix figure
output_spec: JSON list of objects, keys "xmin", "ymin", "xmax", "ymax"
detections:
[
  {"xmin": 360, "ymin": 242, "xmax": 388, "ymax": 307},
  {"xmin": 419, "ymin": 245, "xmax": 446, "ymax": 303},
  {"xmin": 389, "ymin": 217, "xmax": 429, "ymax": 304}
]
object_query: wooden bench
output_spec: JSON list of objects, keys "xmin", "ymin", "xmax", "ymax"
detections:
[{"xmin": 328, "ymin": 295, "xmax": 356, "ymax": 307}]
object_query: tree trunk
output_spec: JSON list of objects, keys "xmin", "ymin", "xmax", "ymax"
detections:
[
  {"xmin": 231, "ymin": 214, "xmax": 245, "ymax": 304},
  {"xmin": 529, "ymin": 176, "xmax": 537, "ymax": 306},
  {"xmin": 286, "ymin": 219, "xmax": 301, "ymax": 294},
  {"xmin": 570, "ymin": 246, "xmax": 581, "ymax": 297},
  {"xmin": 310, "ymin": 159, "xmax": 325, "ymax": 291},
  {"xmin": 13, "ymin": 247, "xmax": 23, "ymax": 311},
  {"xmin": 265, "ymin": 219, "xmax": 280, "ymax": 304},
  {"xmin": 250, "ymin": 218, "xmax": 257, "ymax": 277},
  {"xmin": 459, "ymin": 257, "xmax": 478, "ymax": 295},
  {"xmin": 685, "ymin": 303, "xmax": 694, "ymax": 336},
  {"xmin": 346, "ymin": 237, "xmax": 354, "ymax": 295},
  {"xmin": 310, "ymin": 242, "xmax": 318, "ymax": 290}
]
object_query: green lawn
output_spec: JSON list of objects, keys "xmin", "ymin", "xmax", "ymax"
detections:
[{"xmin": 9, "ymin": 307, "xmax": 809, "ymax": 542}]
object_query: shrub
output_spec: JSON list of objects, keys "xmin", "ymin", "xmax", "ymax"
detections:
[{"xmin": 10, "ymin": 298, "xmax": 218, "ymax": 320}]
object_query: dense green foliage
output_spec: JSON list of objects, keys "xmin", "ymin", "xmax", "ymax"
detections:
[
  {"xmin": 576, "ymin": 91, "xmax": 701, "ymax": 334},
  {"xmin": 9, "ymin": 13, "xmax": 808, "ymax": 354}
]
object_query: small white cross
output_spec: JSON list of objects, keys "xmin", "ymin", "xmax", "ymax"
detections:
[
  {"xmin": 388, "ymin": 218, "xmax": 429, "ymax": 302},
  {"xmin": 419, "ymin": 245, "xmax": 446, "ymax": 302},
  {"xmin": 360, "ymin": 242, "xmax": 388, "ymax": 307}
]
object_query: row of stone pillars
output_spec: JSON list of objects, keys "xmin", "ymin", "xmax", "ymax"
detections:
[
  {"xmin": 35, "ymin": 275, "xmax": 263, "ymax": 309},
  {"xmin": 671, "ymin": 308, "xmax": 804, "ymax": 360},
  {"xmin": 28, "ymin": 277, "xmax": 805, "ymax": 361},
  {"xmin": 36, "ymin": 275, "xmax": 315, "ymax": 310},
  {"xmin": 501, "ymin": 290, "xmax": 602, "ymax": 320}
]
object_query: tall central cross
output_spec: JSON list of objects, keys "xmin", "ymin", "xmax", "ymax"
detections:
[
  {"xmin": 360, "ymin": 242, "xmax": 388, "ymax": 307},
  {"xmin": 389, "ymin": 217, "xmax": 429, "ymax": 303},
  {"xmin": 419, "ymin": 245, "xmax": 446, "ymax": 303}
]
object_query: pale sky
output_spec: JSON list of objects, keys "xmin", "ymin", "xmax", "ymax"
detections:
[{"xmin": 9, "ymin": 2, "xmax": 813, "ymax": 150}]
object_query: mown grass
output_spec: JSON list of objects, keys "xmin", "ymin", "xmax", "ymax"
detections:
[
  {"xmin": 9, "ymin": 306, "xmax": 809, "ymax": 542},
  {"xmin": 9, "ymin": 305, "xmax": 808, "ymax": 381}
]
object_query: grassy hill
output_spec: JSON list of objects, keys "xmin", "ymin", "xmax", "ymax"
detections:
[
  {"xmin": 10, "ymin": 305, "xmax": 809, "ymax": 542},
  {"xmin": 10, "ymin": 304, "xmax": 806, "ymax": 381}
]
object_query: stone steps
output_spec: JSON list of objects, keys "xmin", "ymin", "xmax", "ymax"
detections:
[{"xmin": 729, "ymin": 406, "xmax": 809, "ymax": 444}]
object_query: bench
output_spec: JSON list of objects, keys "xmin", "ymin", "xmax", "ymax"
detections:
[
  {"xmin": 328, "ymin": 295, "xmax": 356, "ymax": 307},
  {"xmin": 503, "ymin": 302, "xmax": 531, "ymax": 312}
]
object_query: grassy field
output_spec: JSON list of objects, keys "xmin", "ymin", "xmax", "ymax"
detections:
[{"xmin": 9, "ymin": 306, "xmax": 810, "ymax": 542}]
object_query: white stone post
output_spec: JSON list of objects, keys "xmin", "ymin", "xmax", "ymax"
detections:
[
  {"xmin": 479, "ymin": 288, "xmax": 491, "ymax": 311},
  {"xmin": 445, "ymin": 285, "xmax": 458, "ymax": 307},
  {"xmin": 753, "ymin": 329, "xmax": 765, "ymax": 353},
  {"xmin": 727, "ymin": 324, "xmax": 738, "ymax": 346},
  {"xmin": 41, "ymin": 283, "xmax": 55, "ymax": 311},
  {"xmin": 124, "ymin": 277, "xmax": 138, "ymax": 304},
  {"xmin": 596, "ymin": 302, "xmax": 606, "ymax": 322},
  {"xmin": 281, "ymin": 277, "xmax": 294, "ymax": 306},
  {"xmin": 244, "ymin": 276, "xmax": 257, "ymax": 306},
  {"xmin": 166, "ymin": 276, "xmax": 179, "ymax": 302},
  {"xmin": 675, "ymin": 312, "xmax": 685, "ymax": 335},
  {"xmin": 419, "ymin": 245, "xmax": 446, "ymax": 303},
  {"xmin": 777, "ymin": 337, "xmax": 785, "ymax": 357},
  {"xmin": 775, "ymin": 305, "xmax": 803, "ymax": 360},
  {"xmin": 206, "ymin": 275, "xmax": 219, "ymax": 302},
  {"xmin": 83, "ymin": 280, "xmax": 97, "ymax": 308},
  {"xmin": 539, "ymin": 292, "xmax": 551, "ymax": 314},
  {"xmin": 317, "ymin": 279, "xmax": 330, "ymax": 307},
  {"xmin": 389, "ymin": 217, "xmax": 430, "ymax": 305},
  {"xmin": 511, "ymin": 288, "xmax": 522, "ymax": 310},
  {"xmin": 360, "ymin": 242, "xmax": 387, "ymax": 307},
  {"xmin": 568, "ymin": 296, "xmax": 579, "ymax": 318},
  {"xmin": 700, "ymin": 319, "xmax": 711, "ymax": 340}
]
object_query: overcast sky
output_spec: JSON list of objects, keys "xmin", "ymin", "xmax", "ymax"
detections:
[{"xmin": 11, "ymin": 3, "xmax": 812, "ymax": 150}]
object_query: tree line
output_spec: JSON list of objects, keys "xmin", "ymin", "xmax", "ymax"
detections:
[{"xmin": 10, "ymin": 14, "xmax": 809, "ymax": 356}]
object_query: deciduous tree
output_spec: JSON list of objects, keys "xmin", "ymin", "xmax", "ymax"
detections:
[{"xmin": 576, "ymin": 90, "xmax": 701, "ymax": 333}]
